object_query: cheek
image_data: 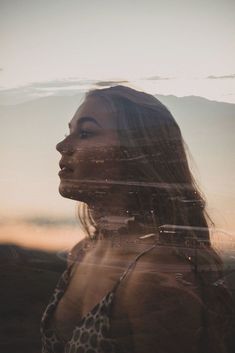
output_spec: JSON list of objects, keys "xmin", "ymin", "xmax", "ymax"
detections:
[{"xmin": 74, "ymin": 146, "xmax": 122, "ymax": 180}]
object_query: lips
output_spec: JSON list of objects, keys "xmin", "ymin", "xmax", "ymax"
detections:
[
  {"xmin": 59, "ymin": 159, "xmax": 74, "ymax": 177},
  {"xmin": 60, "ymin": 165, "xmax": 73, "ymax": 172},
  {"xmin": 59, "ymin": 159, "xmax": 73, "ymax": 171}
]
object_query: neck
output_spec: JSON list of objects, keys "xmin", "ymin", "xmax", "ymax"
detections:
[
  {"xmin": 83, "ymin": 188, "xmax": 160, "ymax": 245},
  {"xmin": 87, "ymin": 203, "xmax": 159, "ymax": 242}
]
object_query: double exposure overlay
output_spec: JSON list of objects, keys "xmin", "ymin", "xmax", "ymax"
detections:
[
  {"xmin": 39, "ymin": 86, "xmax": 234, "ymax": 353},
  {"xmin": 1, "ymin": 2, "xmax": 235, "ymax": 353}
]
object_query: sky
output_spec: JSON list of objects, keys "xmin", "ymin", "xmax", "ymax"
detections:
[
  {"xmin": 0, "ymin": 0, "xmax": 234, "ymax": 250},
  {"xmin": 1, "ymin": 0, "xmax": 235, "ymax": 94}
]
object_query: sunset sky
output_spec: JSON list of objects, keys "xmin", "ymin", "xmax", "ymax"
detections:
[
  {"xmin": 1, "ymin": 0, "xmax": 235, "ymax": 101},
  {"xmin": 1, "ymin": 0, "xmax": 234, "ymax": 250}
]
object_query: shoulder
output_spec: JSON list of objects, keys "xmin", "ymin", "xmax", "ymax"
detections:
[
  {"xmin": 123, "ymin": 264, "xmax": 203, "ymax": 318},
  {"xmin": 113, "ymin": 247, "xmax": 210, "ymax": 353},
  {"xmin": 117, "ymin": 272, "xmax": 204, "ymax": 353},
  {"xmin": 119, "ymin": 244, "xmax": 199, "ymax": 300},
  {"xmin": 67, "ymin": 237, "xmax": 89, "ymax": 269}
]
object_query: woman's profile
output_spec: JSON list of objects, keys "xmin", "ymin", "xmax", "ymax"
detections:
[{"xmin": 40, "ymin": 85, "xmax": 233, "ymax": 353}]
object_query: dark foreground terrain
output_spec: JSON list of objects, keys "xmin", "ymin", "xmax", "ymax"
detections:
[
  {"xmin": 1, "ymin": 244, "xmax": 235, "ymax": 353},
  {"xmin": 0, "ymin": 244, "xmax": 66, "ymax": 353}
]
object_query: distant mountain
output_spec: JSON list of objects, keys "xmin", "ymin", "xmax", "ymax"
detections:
[
  {"xmin": 155, "ymin": 94, "xmax": 234, "ymax": 164},
  {"xmin": 1, "ymin": 93, "xmax": 234, "ymax": 163},
  {"xmin": 0, "ymin": 93, "xmax": 234, "ymax": 221},
  {"xmin": 156, "ymin": 94, "xmax": 235, "ymax": 116}
]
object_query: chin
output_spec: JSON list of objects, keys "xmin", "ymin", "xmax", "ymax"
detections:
[{"xmin": 58, "ymin": 182, "xmax": 90, "ymax": 202}]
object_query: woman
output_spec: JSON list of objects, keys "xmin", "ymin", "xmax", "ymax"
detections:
[{"xmin": 41, "ymin": 85, "xmax": 233, "ymax": 353}]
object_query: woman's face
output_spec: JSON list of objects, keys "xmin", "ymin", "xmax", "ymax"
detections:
[{"xmin": 56, "ymin": 95, "xmax": 121, "ymax": 203}]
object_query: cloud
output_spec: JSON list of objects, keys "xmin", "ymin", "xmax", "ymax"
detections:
[
  {"xmin": 95, "ymin": 80, "xmax": 129, "ymax": 87},
  {"xmin": 0, "ymin": 78, "xmax": 131, "ymax": 104},
  {"xmin": 0, "ymin": 78, "xmax": 92, "ymax": 105},
  {"xmin": 28, "ymin": 78, "xmax": 95, "ymax": 89},
  {"xmin": 207, "ymin": 74, "xmax": 235, "ymax": 80},
  {"xmin": 145, "ymin": 75, "xmax": 172, "ymax": 81}
]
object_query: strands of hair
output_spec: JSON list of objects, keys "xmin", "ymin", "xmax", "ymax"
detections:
[{"xmin": 76, "ymin": 85, "xmax": 222, "ymax": 271}]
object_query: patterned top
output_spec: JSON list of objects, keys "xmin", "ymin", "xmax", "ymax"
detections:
[{"xmin": 40, "ymin": 244, "xmax": 156, "ymax": 353}]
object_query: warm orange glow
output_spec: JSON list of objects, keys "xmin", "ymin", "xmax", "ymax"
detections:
[
  {"xmin": 0, "ymin": 220, "xmax": 234, "ymax": 257},
  {"xmin": 0, "ymin": 221, "xmax": 85, "ymax": 251}
]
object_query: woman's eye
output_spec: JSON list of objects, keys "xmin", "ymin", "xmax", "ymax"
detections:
[{"xmin": 79, "ymin": 130, "xmax": 92, "ymax": 139}]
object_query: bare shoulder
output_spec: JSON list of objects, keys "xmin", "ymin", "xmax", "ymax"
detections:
[
  {"xmin": 112, "ymin": 246, "xmax": 206, "ymax": 353},
  {"xmin": 123, "ymin": 246, "xmax": 202, "ymax": 309},
  {"xmin": 113, "ymin": 245, "xmax": 232, "ymax": 353},
  {"xmin": 66, "ymin": 237, "xmax": 89, "ymax": 270}
]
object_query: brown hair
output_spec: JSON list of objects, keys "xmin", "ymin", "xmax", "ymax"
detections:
[{"xmin": 77, "ymin": 85, "xmax": 223, "ymax": 273}]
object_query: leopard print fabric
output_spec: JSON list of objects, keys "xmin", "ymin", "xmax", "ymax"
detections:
[
  {"xmin": 41, "ymin": 244, "xmax": 156, "ymax": 353},
  {"xmin": 41, "ymin": 264, "xmax": 121, "ymax": 353}
]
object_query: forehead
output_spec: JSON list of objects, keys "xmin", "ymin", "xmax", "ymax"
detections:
[{"xmin": 70, "ymin": 96, "xmax": 117, "ymax": 129}]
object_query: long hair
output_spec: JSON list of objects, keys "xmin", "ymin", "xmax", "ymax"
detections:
[{"xmin": 77, "ymin": 85, "xmax": 221, "ymax": 265}]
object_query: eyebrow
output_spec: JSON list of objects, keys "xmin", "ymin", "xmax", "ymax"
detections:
[{"xmin": 68, "ymin": 116, "xmax": 102, "ymax": 129}]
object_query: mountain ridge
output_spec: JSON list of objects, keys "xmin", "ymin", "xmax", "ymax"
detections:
[{"xmin": 1, "ymin": 92, "xmax": 235, "ymax": 110}]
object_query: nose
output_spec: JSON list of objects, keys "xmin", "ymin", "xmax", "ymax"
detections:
[{"xmin": 56, "ymin": 136, "xmax": 75, "ymax": 156}]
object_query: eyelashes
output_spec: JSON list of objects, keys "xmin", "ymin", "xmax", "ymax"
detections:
[
  {"xmin": 79, "ymin": 130, "xmax": 92, "ymax": 139},
  {"xmin": 64, "ymin": 130, "xmax": 93, "ymax": 139}
]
